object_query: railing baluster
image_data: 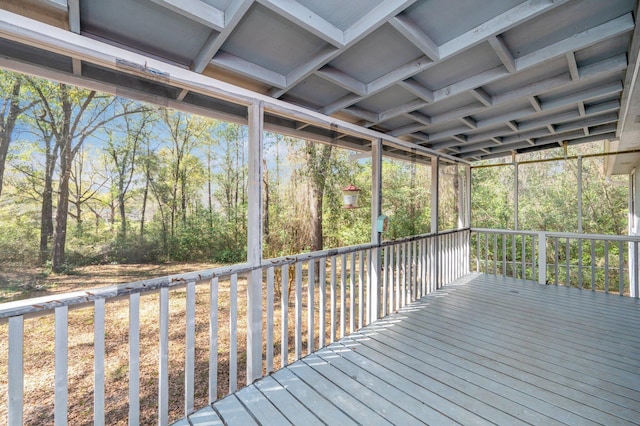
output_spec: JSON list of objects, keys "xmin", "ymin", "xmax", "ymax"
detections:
[
  {"xmin": 209, "ymin": 277, "xmax": 219, "ymax": 402},
  {"xmin": 331, "ymin": 255, "xmax": 337, "ymax": 343},
  {"xmin": 531, "ymin": 235, "xmax": 537, "ymax": 281},
  {"xmin": 294, "ymin": 262, "xmax": 302, "ymax": 360},
  {"xmin": 565, "ymin": 238, "xmax": 571, "ymax": 287},
  {"xmin": 159, "ymin": 287, "xmax": 169, "ymax": 424},
  {"xmin": 502, "ymin": 233, "xmax": 507, "ymax": 276},
  {"xmin": 629, "ymin": 241, "xmax": 640, "ymax": 299},
  {"xmin": 476, "ymin": 231, "xmax": 480, "ymax": 272},
  {"xmin": 340, "ymin": 254, "xmax": 346, "ymax": 338},
  {"xmin": 407, "ymin": 242, "xmax": 413, "ymax": 302},
  {"xmin": 604, "ymin": 240, "xmax": 610, "ymax": 293},
  {"xmin": 401, "ymin": 243, "xmax": 407, "ymax": 307},
  {"xmin": 8, "ymin": 315, "xmax": 24, "ymax": 426},
  {"xmin": 129, "ymin": 293, "xmax": 141, "ymax": 420},
  {"xmin": 94, "ymin": 298, "xmax": 105, "ymax": 426},
  {"xmin": 420, "ymin": 239, "xmax": 428, "ymax": 297},
  {"xmin": 619, "ymin": 240, "xmax": 624, "ymax": 294},
  {"xmin": 350, "ymin": 253, "xmax": 356, "ymax": 334},
  {"xmin": 366, "ymin": 249, "xmax": 371, "ymax": 323},
  {"xmin": 280, "ymin": 266, "xmax": 288, "ymax": 368},
  {"xmin": 396, "ymin": 243, "xmax": 401, "ymax": 309},
  {"xmin": 578, "ymin": 239, "xmax": 584, "ymax": 289},
  {"xmin": 266, "ymin": 267, "xmax": 275, "ymax": 373},
  {"xmin": 493, "ymin": 234, "xmax": 498, "ymax": 275},
  {"xmin": 389, "ymin": 245, "xmax": 395, "ymax": 311},
  {"xmin": 358, "ymin": 251, "xmax": 364, "ymax": 328},
  {"xmin": 318, "ymin": 258, "xmax": 326, "ymax": 349},
  {"xmin": 521, "ymin": 234, "xmax": 526, "ymax": 279},
  {"xmin": 307, "ymin": 259, "xmax": 315, "ymax": 355},
  {"xmin": 484, "ymin": 232, "xmax": 489, "ymax": 274},
  {"xmin": 553, "ymin": 237, "xmax": 559, "ymax": 285},
  {"xmin": 229, "ymin": 274, "xmax": 238, "ymax": 392},
  {"xmin": 55, "ymin": 306, "xmax": 68, "ymax": 426},
  {"xmin": 512, "ymin": 234, "xmax": 516, "ymax": 279},
  {"xmin": 185, "ymin": 281, "xmax": 196, "ymax": 414},
  {"xmin": 416, "ymin": 241, "xmax": 421, "ymax": 298},
  {"xmin": 590, "ymin": 240, "xmax": 596, "ymax": 291},
  {"xmin": 382, "ymin": 248, "xmax": 389, "ymax": 316}
]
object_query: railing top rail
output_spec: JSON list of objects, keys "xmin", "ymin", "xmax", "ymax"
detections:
[
  {"xmin": 0, "ymin": 229, "xmax": 469, "ymax": 320},
  {"xmin": 472, "ymin": 228, "xmax": 640, "ymax": 242}
]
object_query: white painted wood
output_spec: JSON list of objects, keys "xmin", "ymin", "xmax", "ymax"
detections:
[
  {"xmin": 209, "ymin": 277, "xmax": 219, "ymax": 403},
  {"xmin": 0, "ymin": 9, "xmax": 470, "ymax": 166},
  {"xmin": 388, "ymin": 246, "xmax": 394, "ymax": 312},
  {"xmin": 185, "ymin": 281, "xmax": 196, "ymax": 414},
  {"xmin": 188, "ymin": 405, "xmax": 223, "ymax": 425},
  {"xmin": 280, "ymin": 265, "xmax": 289, "ymax": 368},
  {"xmin": 382, "ymin": 247, "xmax": 389, "ymax": 316},
  {"xmin": 489, "ymin": 35, "xmax": 516, "ymax": 73},
  {"xmin": 267, "ymin": 267, "xmax": 275, "ymax": 373},
  {"xmin": 93, "ymin": 298, "xmax": 105, "ymax": 426},
  {"xmin": 318, "ymin": 258, "xmax": 326, "ymax": 349},
  {"xmin": 235, "ymin": 384, "xmax": 291, "ymax": 424},
  {"xmin": 340, "ymin": 254, "xmax": 347, "ymax": 338},
  {"xmin": 212, "ymin": 52, "xmax": 287, "ymax": 88},
  {"xmin": 158, "ymin": 287, "xmax": 169, "ymax": 425},
  {"xmin": 395, "ymin": 244, "xmax": 401, "ymax": 309},
  {"xmin": 344, "ymin": 0, "xmax": 416, "ymax": 45},
  {"xmin": 398, "ymin": 80, "xmax": 435, "ymax": 104},
  {"xmin": 253, "ymin": 376, "xmax": 324, "ymax": 425},
  {"xmin": 389, "ymin": 14, "xmax": 439, "ymax": 61},
  {"xmin": 439, "ymin": 0, "xmax": 569, "ymax": 59},
  {"xmin": 330, "ymin": 256, "xmax": 337, "ymax": 343},
  {"xmin": 315, "ymin": 67, "xmax": 366, "ymax": 96},
  {"xmin": 8, "ymin": 316, "xmax": 23, "ymax": 426},
  {"xmin": 295, "ymin": 262, "xmax": 302, "ymax": 360},
  {"xmin": 229, "ymin": 274, "xmax": 238, "ymax": 393},
  {"xmin": 307, "ymin": 259, "xmax": 315, "ymax": 355},
  {"xmin": 192, "ymin": 0, "xmax": 254, "ymax": 73},
  {"xmin": 516, "ymin": 14, "xmax": 634, "ymax": 71},
  {"xmin": 54, "ymin": 306, "xmax": 68, "ymax": 426},
  {"xmin": 150, "ymin": 0, "xmax": 225, "ymax": 30},
  {"xmin": 401, "ymin": 243, "xmax": 407, "ymax": 306},
  {"xmin": 271, "ymin": 368, "xmax": 358, "ymax": 424},
  {"xmin": 350, "ymin": 253, "xmax": 356, "ymax": 334},
  {"xmin": 128, "ymin": 293, "xmax": 140, "ymax": 424},
  {"xmin": 215, "ymin": 395, "xmax": 259, "ymax": 425},
  {"xmin": 365, "ymin": 249, "xmax": 372, "ymax": 324},
  {"xmin": 247, "ymin": 101, "xmax": 264, "ymax": 384},
  {"xmin": 358, "ymin": 251, "xmax": 364, "ymax": 328},
  {"xmin": 258, "ymin": 0, "xmax": 344, "ymax": 47}
]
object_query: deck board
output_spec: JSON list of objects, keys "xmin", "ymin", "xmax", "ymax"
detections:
[{"xmin": 174, "ymin": 273, "xmax": 640, "ymax": 425}]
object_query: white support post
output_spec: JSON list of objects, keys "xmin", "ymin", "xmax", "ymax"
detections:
[
  {"xmin": 431, "ymin": 157, "xmax": 440, "ymax": 287},
  {"xmin": 465, "ymin": 165, "xmax": 471, "ymax": 229},
  {"xmin": 370, "ymin": 139, "xmax": 382, "ymax": 321},
  {"xmin": 538, "ymin": 232, "xmax": 547, "ymax": 284},
  {"xmin": 578, "ymin": 156, "xmax": 583, "ymax": 233},
  {"xmin": 247, "ymin": 101, "xmax": 264, "ymax": 383},
  {"xmin": 457, "ymin": 165, "xmax": 464, "ymax": 230},
  {"xmin": 514, "ymin": 162, "xmax": 519, "ymax": 230}
]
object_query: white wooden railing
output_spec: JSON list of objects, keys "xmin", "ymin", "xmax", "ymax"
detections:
[
  {"xmin": 0, "ymin": 229, "xmax": 469, "ymax": 425},
  {"xmin": 471, "ymin": 228, "xmax": 640, "ymax": 297}
]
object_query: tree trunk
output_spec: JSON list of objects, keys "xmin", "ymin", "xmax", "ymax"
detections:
[
  {"xmin": 52, "ymin": 147, "xmax": 72, "ymax": 272},
  {"xmin": 306, "ymin": 141, "xmax": 333, "ymax": 252},
  {"xmin": 0, "ymin": 80, "xmax": 24, "ymax": 198},
  {"xmin": 39, "ymin": 134, "xmax": 57, "ymax": 264}
]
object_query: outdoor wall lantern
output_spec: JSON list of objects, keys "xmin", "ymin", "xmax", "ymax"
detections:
[{"xmin": 342, "ymin": 184, "xmax": 361, "ymax": 209}]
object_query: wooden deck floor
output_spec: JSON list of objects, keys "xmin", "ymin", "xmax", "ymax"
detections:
[{"xmin": 175, "ymin": 273, "xmax": 640, "ymax": 425}]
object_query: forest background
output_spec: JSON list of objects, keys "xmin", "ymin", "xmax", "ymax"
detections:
[{"xmin": 0, "ymin": 70, "xmax": 629, "ymax": 301}]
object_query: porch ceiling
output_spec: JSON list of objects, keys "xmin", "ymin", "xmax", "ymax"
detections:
[{"xmin": 1, "ymin": 0, "xmax": 640, "ymax": 170}]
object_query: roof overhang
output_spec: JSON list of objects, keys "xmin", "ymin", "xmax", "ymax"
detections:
[{"xmin": 0, "ymin": 0, "xmax": 638, "ymax": 170}]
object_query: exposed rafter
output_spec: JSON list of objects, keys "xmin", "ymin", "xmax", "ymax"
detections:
[{"xmin": 150, "ymin": 0, "xmax": 225, "ymax": 31}]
